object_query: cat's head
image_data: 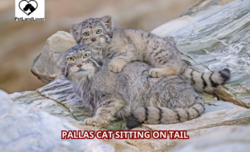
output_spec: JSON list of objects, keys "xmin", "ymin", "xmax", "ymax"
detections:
[
  {"xmin": 61, "ymin": 44, "xmax": 101, "ymax": 82},
  {"xmin": 70, "ymin": 16, "xmax": 114, "ymax": 45}
]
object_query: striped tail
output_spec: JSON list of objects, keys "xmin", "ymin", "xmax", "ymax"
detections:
[
  {"xmin": 182, "ymin": 66, "xmax": 231, "ymax": 93},
  {"xmin": 163, "ymin": 36, "xmax": 230, "ymax": 93},
  {"xmin": 126, "ymin": 97, "xmax": 205, "ymax": 129}
]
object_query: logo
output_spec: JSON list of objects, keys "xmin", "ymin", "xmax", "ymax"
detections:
[
  {"xmin": 19, "ymin": 0, "xmax": 38, "ymax": 16},
  {"xmin": 15, "ymin": 0, "xmax": 45, "ymax": 21}
]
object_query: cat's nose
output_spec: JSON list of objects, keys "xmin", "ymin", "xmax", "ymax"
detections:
[
  {"xmin": 77, "ymin": 64, "xmax": 82, "ymax": 68},
  {"xmin": 91, "ymin": 38, "xmax": 96, "ymax": 42}
]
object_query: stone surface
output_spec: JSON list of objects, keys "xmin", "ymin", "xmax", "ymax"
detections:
[
  {"xmin": 126, "ymin": 126, "xmax": 232, "ymax": 152},
  {"xmin": 0, "ymin": 90, "xmax": 114, "ymax": 152},
  {"xmin": 170, "ymin": 125, "xmax": 250, "ymax": 152},
  {"xmin": 31, "ymin": 31, "xmax": 76, "ymax": 83},
  {"xmin": 9, "ymin": 78, "xmax": 250, "ymax": 151},
  {"xmin": 152, "ymin": 0, "xmax": 250, "ymax": 108},
  {"xmin": 181, "ymin": 0, "xmax": 237, "ymax": 16}
]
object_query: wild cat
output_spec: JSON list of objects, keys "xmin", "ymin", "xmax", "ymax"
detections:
[
  {"xmin": 70, "ymin": 16, "xmax": 231, "ymax": 93},
  {"xmin": 61, "ymin": 44, "xmax": 205, "ymax": 129}
]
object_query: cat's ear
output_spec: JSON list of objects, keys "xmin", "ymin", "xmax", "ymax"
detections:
[
  {"xmin": 101, "ymin": 16, "xmax": 114, "ymax": 30},
  {"xmin": 70, "ymin": 23, "xmax": 81, "ymax": 44},
  {"xmin": 100, "ymin": 16, "xmax": 114, "ymax": 38}
]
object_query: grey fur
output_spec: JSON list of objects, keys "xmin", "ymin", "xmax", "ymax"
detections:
[
  {"xmin": 61, "ymin": 44, "xmax": 205, "ymax": 128},
  {"xmin": 70, "ymin": 16, "xmax": 231, "ymax": 93}
]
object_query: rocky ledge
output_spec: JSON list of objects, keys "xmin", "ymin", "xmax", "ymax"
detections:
[{"xmin": 1, "ymin": 0, "xmax": 250, "ymax": 151}]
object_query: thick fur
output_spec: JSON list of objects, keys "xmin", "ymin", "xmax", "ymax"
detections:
[
  {"xmin": 181, "ymin": 65, "xmax": 230, "ymax": 93},
  {"xmin": 61, "ymin": 45, "xmax": 205, "ymax": 129},
  {"xmin": 70, "ymin": 16, "xmax": 230, "ymax": 93}
]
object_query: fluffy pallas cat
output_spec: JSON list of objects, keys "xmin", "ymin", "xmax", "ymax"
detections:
[
  {"xmin": 61, "ymin": 44, "xmax": 205, "ymax": 129},
  {"xmin": 70, "ymin": 16, "xmax": 230, "ymax": 93}
]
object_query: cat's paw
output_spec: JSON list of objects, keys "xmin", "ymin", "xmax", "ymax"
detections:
[
  {"xmin": 149, "ymin": 68, "xmax": 178, "ymax": 78},
  {"xmin": 84, "ymin": 117, "xmax": 109, "ymax": 128},
  {"xmin": 108, "ymin": 59, "xmax": 127, "ymax": 73},
  {"xmin": 149, "ymin": 68, "xmax": 169, "ymax": 78}
]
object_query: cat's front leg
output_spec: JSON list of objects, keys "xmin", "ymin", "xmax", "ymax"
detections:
[{"xmin": 84, "ymin": 94, "xmax": 126, "ymax": 128}]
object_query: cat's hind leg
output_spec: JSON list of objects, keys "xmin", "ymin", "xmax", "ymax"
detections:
[
  {"xmin": 147, "ymin": 38, "xmax": 184, "ymax": 78},
  {"xmin": 108, "ymin": 45, "xmax": 137, "ymax": 73},
  {"xmin": 149, "ymin": 67, "xmax": 178, "ymax": 78}
]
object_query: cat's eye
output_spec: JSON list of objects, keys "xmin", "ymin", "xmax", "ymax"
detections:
[
  {"xmin": 83, "ymin": 53, "xmax": 90, "ymax": 58},
  {"xmin": 96, "ymin": 29, "xmax": 102, "ymax": 34},
  {"xmin": 67, "ymin": 57, "xmax": 74, "ymax": 61},
  {"xmin": 83, "ymin": 32, "xmax": 89, "ymax": 37}
]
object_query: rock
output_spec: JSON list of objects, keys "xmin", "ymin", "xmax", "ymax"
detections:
[
  {"xmin": 151, "ymin": 15, "xmax": 194, "ymax": 38},
  {"xmin": 126, "ymin": 126, "xmax": 230, "ymax": 152},
  {"xmin": 181, "ymin": 0, "xmax": 237, "ymax": 16},
  {"xmin": 170, "ymin": 125, "xmax": 250, "ymax": 152},
  {"xmin": 0, "ymin": 90, "xmax": 114, "ymax": 152},
  {"xmin": 9, "ymin": 78, "xmax": 250, "ymax": 151},
  {"xmin": 31, "ymin": 31, "xmax": 76, "ymax": 83},
  {"xmin": 152, "ymin": 0, "xmax": 250, "ymax": 108}
]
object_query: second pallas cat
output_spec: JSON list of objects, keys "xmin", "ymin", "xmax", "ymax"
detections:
[{"xmin": 70, "ymin": 16, "xmax": 230, "ymax": 93}]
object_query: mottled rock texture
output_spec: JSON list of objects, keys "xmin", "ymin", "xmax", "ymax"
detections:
[
  {"xmin": 170, "ymin": 125, "xmax": 250, "ymax": 152},
  {"xmin": 0, "ymin": 90, "xmax": 114, "ymax": 152},
  {"xmin": 31, "ymin": 31, "xmax": 76, "ymax": 83},
  {"xmin": 9, "ymin": 82, "xmax": 250, "ymax": 152},
  {"xmin": 152, "ymin": 0, "xmax": 250, "ymax": 108}
]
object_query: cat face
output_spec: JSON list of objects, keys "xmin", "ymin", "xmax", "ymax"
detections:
[
  {"xmin": 61, "ymin": 45, "xmax": 101, "ymax": 82},
  {"xmin": 70, "ymin": 16, "xmax": 114, "ymax": 45}
]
